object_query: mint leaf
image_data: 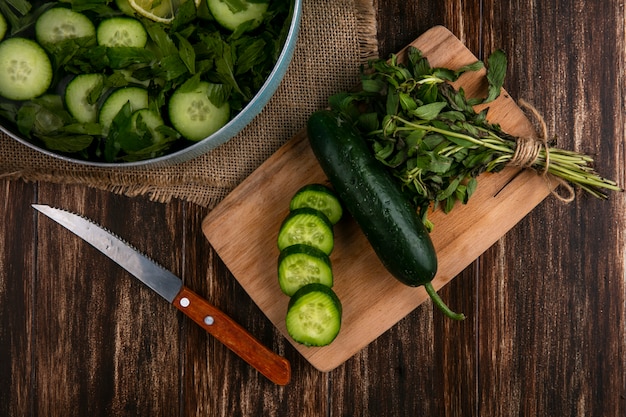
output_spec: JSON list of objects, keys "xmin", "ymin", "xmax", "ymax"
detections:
[
  {"xmin": 39, "ymin": 134, "xmax": 93, "ymax": 153},
  {"xmin": 235, "ymin": 38, "xmax": 266, "ymax": 75},
  {"xmin": 106, "ymin": 47, "xmax": 155, "ymax": 69},
  {"xmin": 7, "ymin": 0, "xmax": 31, "ymax": 14},
  {"xmin": 412, "ymin": 102, "xmax": 447, "ymax": 120},
  {"xmin": 175, "ymin": 33, "xmax": 196, "ymax": 74},
  {"xmin": 485, "ymin": 49, "xmax": 507, "ymax": 103}
]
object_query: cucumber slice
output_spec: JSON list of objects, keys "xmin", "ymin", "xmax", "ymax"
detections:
[
  {"xmin": 168, "ymin": 81, "xmax": 230, "ymax": 141},
  {"xmin": 0, "ymin": 38, "xmax": 53, "ymax": 101},
  {"xmin": 289, "ymin": 184, "xmax": 343, "ymax": 225},
  {"xmin": 207, "ymin": 0, "xmax": 268, "ymax": 32},
  {"xmin": 35, "ymin": 7, "xmax": 96, "ymax": 46},
  {"xmin": 278, "ymin": 244, "xmax": 333, "ymax": 296},
  {"xmin": 285, "ymin": 283, "xmax": 342, "ymax": 347},
  {"xmin": 0, "ymin": 12, "xmax": 7, "ymax": 41},
  {"xmin": 115, "ymin": 0, "xmax": 137, "ymax": 16},
  {"xmin": 130, "ymin": 108, "xmax": 166, "ymax": 144},
  {"xmin": 99, "ymin": 86, "xmax": 149, "ymax": 130},
  {"xmin": 277, "ymin": 207, "xmax": 334, "ymax": 255},
  {"xmin": 65, "ymin": 73, "xmax": 105, "ymax": 123},
  {"xmin": 97, "ymin": 17, "xmax": 148, "ymax": 47}
]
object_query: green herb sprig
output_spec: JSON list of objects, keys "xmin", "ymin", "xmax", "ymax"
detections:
[
  {"xmin": 0, "ymin": 0, "xmax": 32, "ymax": 32},
  {"xmin": 331, "ymin": 47, "xmax": 622, "ymax": 228}
]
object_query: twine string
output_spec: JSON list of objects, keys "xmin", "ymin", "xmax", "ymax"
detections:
[
  {"xmin": 510, "ymin": 136, "xmax": 545, "ymax": 169},
  {"xmin": 509, "ymin": 99, "xmax": 575, "ymax": 203}
]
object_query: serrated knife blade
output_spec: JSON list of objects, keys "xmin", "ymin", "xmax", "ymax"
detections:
[{"xmin": 33, "ymin": 204, "xmax": 290, "ymax": 385}]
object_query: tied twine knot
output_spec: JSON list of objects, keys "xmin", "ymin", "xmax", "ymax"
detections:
[
  {"xmin": 508, "ymin": 99, "xmax": 575, "ymax": 203},
  {"xmin": 510, "ymin": 135, "xmax": 545, "ymax": 169}
]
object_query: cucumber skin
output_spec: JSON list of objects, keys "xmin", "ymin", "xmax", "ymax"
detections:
[{"xmin": 306, "ymin": 110, "xmax": 437, "ymax": 287}]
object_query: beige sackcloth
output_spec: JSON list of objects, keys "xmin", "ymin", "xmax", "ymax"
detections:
[{"xmin": 0, "ymin": 0, "xmax": 379, "ymax": 208}]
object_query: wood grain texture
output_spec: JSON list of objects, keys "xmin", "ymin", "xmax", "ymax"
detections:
[
  {"xmin": 32, "ymin": 186, "xmax": 184, "ymax": 416},
  {"xmin": 0, "ymin": 0, "xmax": 624, "ymax": 416},
  {"xmin": 0, "ymin": 180, "xmax": 35, "ymax": 417},
  {"xmin": 474, "ymin": 1, "xmax": 626, "ymax": 416},
  {"xmin": 202, "ymin": 26, "xmax": 553, "ymax": 372}
]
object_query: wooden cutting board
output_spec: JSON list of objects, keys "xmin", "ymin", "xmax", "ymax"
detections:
[{"xmin": 202, "ymin": 26, "xmax": 553, "ymax": 372}]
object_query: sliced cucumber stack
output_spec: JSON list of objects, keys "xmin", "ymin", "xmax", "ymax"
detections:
[{"xmin": 277, "ymin": 184, "xmax": 343, "ymax": 347}]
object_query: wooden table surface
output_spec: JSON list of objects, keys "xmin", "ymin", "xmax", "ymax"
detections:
[{"xmin": 1, "ymin": 0, "xmax": 624, "ymax": 416}]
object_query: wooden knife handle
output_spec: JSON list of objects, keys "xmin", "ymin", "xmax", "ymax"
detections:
[{"xmin": 172, "ymin": 286, "xmax": 291, "ymax": 385}]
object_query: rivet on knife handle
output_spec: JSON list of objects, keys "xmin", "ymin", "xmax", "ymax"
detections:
[{"xmin": 173, "ymin": 286, "xmax": 291, "ymax": 385}]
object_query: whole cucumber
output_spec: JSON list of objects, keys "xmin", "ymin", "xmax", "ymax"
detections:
[{"xmin": 306, "ymin": 109, "xmax": 464, "ymax": 320}]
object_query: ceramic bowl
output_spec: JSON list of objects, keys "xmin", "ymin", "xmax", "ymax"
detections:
[{"xmin": 0, "ymin": 0, "xmax": 303, "ymax": 167}]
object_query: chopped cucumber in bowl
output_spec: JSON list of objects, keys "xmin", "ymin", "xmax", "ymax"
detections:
[
  {"xmin": 0, "ymin": 0, "xmax": 302, "ymax": 167},
  {"xmin": 0, "ymin": 38, "xmax": 53, "ymax": 101}
]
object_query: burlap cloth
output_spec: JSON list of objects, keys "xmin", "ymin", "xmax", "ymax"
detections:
[{"xmin": 0, "ymin": 0, "xmax": 379, "ymax": 208}]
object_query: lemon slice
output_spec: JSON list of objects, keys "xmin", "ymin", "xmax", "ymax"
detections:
[{"xmin": 128, "ymin": 0, "xmax": 202, "ymax": 24}]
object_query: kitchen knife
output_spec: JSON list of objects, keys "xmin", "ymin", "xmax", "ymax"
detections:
[{"xmin": 32, "ymin": 204, "xmax": 291, "ymax": 385}]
